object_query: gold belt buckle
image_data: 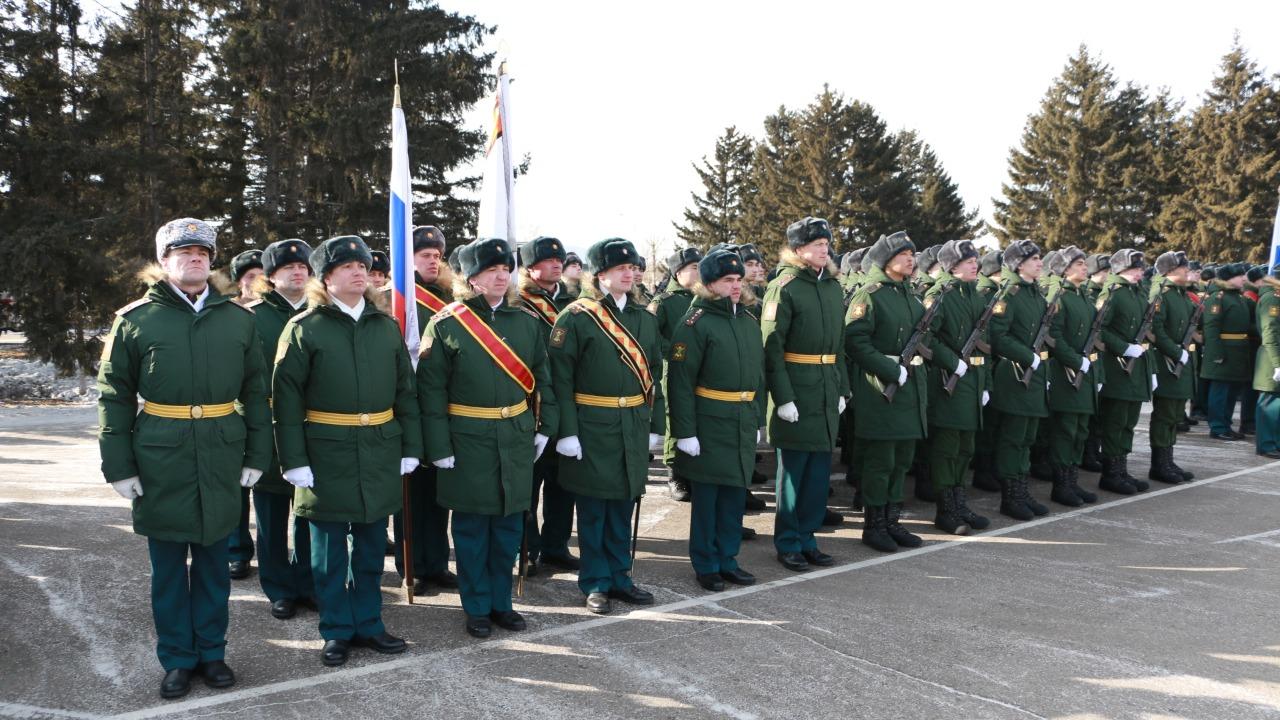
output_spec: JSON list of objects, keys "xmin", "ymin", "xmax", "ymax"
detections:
[
  {"xmin": 500, "ymin": 405, "xmax": 512, "ymax": 418},
  {"xmin": 617, "ymin": 397, "xmax": 627, "ymax": 407},
  {"xmin": 359, "ymin": 412, "xmax": 371, "ymax": 426},
  {"xmin": 1141, "ymin": 342, "xmax": 1150, "ymax": 350},
  {"xmin": 1188, "ymin": 343, "xmax": 1196, "ymax": 352},
  {"xmin": 1089, "ymin": 352, "xmax": 1098, "ymax": 361},
  {"xmin": 190, "ymin": 405, "xmax": 204, "ymax": 419},
  {"xmin": 1039, "ymin": 351, "xmax": 1049, "ymax": 360}
]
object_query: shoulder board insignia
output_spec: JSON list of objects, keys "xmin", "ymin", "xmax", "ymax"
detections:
[
  {"xmin": 850, "ymin": 303, "xmax": 867, "ymax": 320},
  {"xmin": 743, "ymin": 307, "xmax": 758, "ymax": 321},
  {"xmin": 569, "ymin": 303, "xmax": 584, "ymax": 314},
  {"xmin": 519, "ymin": 306, "xmax": 540, "ymax": 320},
  {"xmin": 1210, "ymin": 304, "xmax": 1220, "ymax": 314},
  {"xmin": 245, "ymin": 299, "xmax": 264, "ymax": 308},
  {"xmin": 993, "ymin": 301, "xmax": 1007, "ymax": 316},
  {"xmin": 1269, "ymin": 305, "xmax": 1278, "ymax": 317},
  {"xmin": 115, "ymin": 297, "xmax": 152, "ymax": 317},
  {"xmin": 432, "ymin": 307, "xmax": 453, "ymax": 321},
  {"xmin": 776, "ymin": 274, "xmax": 797, "ymax": 289},
  {"xmin": 671, "ymin": 342, "xmax": 687, "ymax": 361},
  {"xmin": 1006, "ymin": 284, "xmax": 1021, "ymax": 296},
  {"xmin": 685, "ymin": 309, "xmax": 704, "ymax": 326},
  {"xmin": 291, "ymin": 307, "xmax": 318, "ymax": 322},
  {"xmin": 863, "ymin": 282, "xmax": 882, "ymax": 294},
  {"xmin": 763, "ymin": 301, "xmax": 779, "ymax": 322},
  {"xmin": 646, "ymin": 301, "xmax": 659, "ymax": 314}
]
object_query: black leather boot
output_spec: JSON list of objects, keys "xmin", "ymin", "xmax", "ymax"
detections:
[
  {"xmin": 861, "ymin": 505, "xmax": 897, "ymax": 553},
  {"xmin": 1166, "ymin": 447, "xmax": 1194, "ymax": 481},
  {"xmin": 1147, "ymin": 447, "xmax": 1184, "ymax": 484},
  {"xmin": 1099, "ymin": 456, "xmax": 1137, "ymax": 495},
  {"xmin": 1017, "ymin": 475, "xmax": 1049, "ymax": 516},
  {"xmin": 1080, "ymin": 437, "xmax": 1103, "ymax": 472},
  {"xmin": 999, "ymin": 477, "xmax": 1034, "ymax": 521},
  {"xmin": 952, "ymin": 487, "xmax": 990, "ymax": 530},
  {"xmin": 886, "ymin": 502, "xmax": 924, "ymax": 547},
  {"xmin": 1050, "ymin": 464, "xmax": 1084, "ymax": 507},
  {"xmin": 1117, "ymin": 454, "xmax": 1149, "ymax": 491},
  {"xmin": 1067, "ymin": 465, "xmax": 1097, "ymax": 503},
  {"xmin": 933, "ymin": 488, "xmax": 970, "ymax": 535}
]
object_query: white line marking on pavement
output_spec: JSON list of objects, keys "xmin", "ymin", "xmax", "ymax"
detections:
[
  {"xmin": 0, "ymin": 701, "xmax": 102, "ymax": 719},
  {"xmin": 1213, "ymin": 528, "xmax": 1280, "ymax": 544},
  {"xmin": 36, "ymin": 459, "xmax": 1275, "ymax": 720}
]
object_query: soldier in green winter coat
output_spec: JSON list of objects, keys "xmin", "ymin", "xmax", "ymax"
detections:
[
  {"xmin": 837, "ymin": 247, "xmax": 868, "ymax": 491},
  {"xmin": 1042, "ymin": 247, "xmax": 1102, "ymax": 507},
  {"xmin": 970, "ymin": 250, "xmax": 1006, "ymax": 493},
  {"xmin": 224, "ymin": 249, "xmax": 265, "ymax": 579},
  {"xmin": 98, "ymin": 218, "xmax": 271, "ymax": 699},
  {"xmin": 923, "ymin": 240, "xmax": 992, "ymax": 534},
  {"xmin": 987, "ymin": 241, "xmax": 1052, "ymax": 521},
  {"xmin": 1203, "ymin": 262, "xmax": 1254, "ymax": 440},
  {"xmin": 763, "ymin": 217, "xmax": 850, "ymax": 571},
  {"xmin": 667, "ymin": 250, "xmax": 767, "ymax": 592},
  {"xmin": 740, "ymin": 242, "xmax": 769, "ymax": 302},
  {"xmin": 1147, "ymin": 251, "xmax": 1199, "ymax": 483},
  {"xmin": 650, "ymin": 246, "xmax": 702, "ymax": 502},
  {"xmin": 549, "ymin": 238, "xmax": 666, "ymax": 615},
  {"xmin": 243, "ymin": 239, "xmax": 317, "ymax": 620},
  {"xmin": 272, "ymin": 236, "xmax": 423, "ymax": 667},
  {"xmin": 516, "ymin": 236, "xmax": 580, "ymax": 575},
  {"xmin": 1096, "ymin": 249, "xmax": 1154, "ymax": 495},
  {"xmin": 418, "ymin": 238, "xmax": 559, "ymax": 639},
  {"xmin": 1253, "ymin": 264, "xmax": 1280, "ymax": 458},
  {"xmin": 845, "ymin": 232, "xmax": 930, "ymax": 552},
  {"xmin": 1077, "ymin": 253, "xmax": 1113, "ymax": 473}
]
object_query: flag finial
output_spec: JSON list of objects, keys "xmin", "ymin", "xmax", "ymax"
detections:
[{"xmin": 393, "ymin": 59, "xmax": 401, "ymax": 109}]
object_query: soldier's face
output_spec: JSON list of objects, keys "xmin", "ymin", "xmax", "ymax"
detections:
[
  {"xmin": 238, "ymin": 267, "xmax": 263, "ymax": 295},
  {"xmin": 1167, "ymin": 267, "xmax": 1189, "ymax": 285},
  {"xmin": 563, "ymin": 263, "xmax": 583, "ymax": 280},
  {"xmin": 414, "ymin": 248, "xmax": 441, "ymax": 283},
  {"xmin": 886, "ymin": 250, "xmax": 914, "ymax": 280},
  {"xmin": 797, "ymin": 238, "xmax": 830, "ymax": 270},
  {"xmin": 1188, "ymin": 270, "xmax": 1201, "ymax": 283},
  {"xmin": 744, "ymin": 259, "xmax": 765, "ymax": 282},
  {"xmin": 1229, "ymin": 274, "xmax": 1245, "ymax": 289},
  {"xmin": 598, "ymin": 264, "xmax": 636, "ymax": 295},
  {"xmin": 1019, "ymin": 255, "xmax": 1043, "ymax": 280},
  {"xmin": 325, "ymin": 261, "xmax": 368, "ymax": 300},
  {"xmin": 368, "ymin": 270, "xmax": 388, "ymax": 287},
  {"xmin": 470, "ymin": 264, "xmax": 511, "ymax": 303},
  {"xmin": 708, "ymin": 273, "xmax": 742, "ymax": 303},
  {"xmin": 1119, "ymin": 268, "xmax": 1143, "ymax": 284},
  {"xmin": 1065, "ymin": 259, "xmax": 1088, "ymax": 284},
  {"xmin": 163, "ymin": 246, "xmax": 211, "ymax": 286},
  {"xmin": 953, "ymin": 257, "xmax": 979, "ymax": 282},
  {"xmin": 272, "ymin": 262, "xmax": 310, "ymax": 295},
  {"xmin": 675, "ymin": 263, "xmax": 700, "ymax": 289},
  {"xmin": 530, "ymin": 258, "xmax": 563, "ymax": 284}
]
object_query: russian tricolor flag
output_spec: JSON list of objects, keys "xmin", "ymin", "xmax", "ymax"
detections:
[{"xmin": 389, "ymin": 81, "xmax": 419, "ymax": 364}]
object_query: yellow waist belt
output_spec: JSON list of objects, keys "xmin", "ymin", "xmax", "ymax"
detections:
[
  {"xmin": 447, "ymin": 400, "xmax": 528, "ymax": 420},
  {"xmin": 967, "ymin": 356, "xmax": 986, "ymax": 367},
  {"xmin": 695, "ymin": 387, "xmax": 756, "ymax": 402},
  {"xmin": 575, "ymin": 393, "xmax": 646, "ymax": 408},
  {"xmin": 143, "ymin": 400, "xmax": 236, "ymax": 420},
  {"xmin": 1220, "ymin": 333, "xmax": 1249, "ymax": 340},
  {"xmin": 887, "ymin": 354, "xmax": 925, "ymax": 366},
  {"xmin": 305, "ymin": 408, "xmax": 394, "ymax": 427},
  {"xmin": 783, "ymin": 352, "xmax": 837, "ymax": 365}
]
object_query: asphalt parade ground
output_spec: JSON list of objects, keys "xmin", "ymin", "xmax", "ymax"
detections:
[{"xmin": 1, "ymin": 403, "xmax": 1278, "ymax": 719}]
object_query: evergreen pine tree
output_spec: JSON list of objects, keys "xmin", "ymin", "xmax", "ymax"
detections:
[
  {"xmin": 896, "ymin": 130, "xmax": 981, "ymax": 247},
  {"xmin": 673, "ymin": 125, "xmax": 754, "ymax": 251}
]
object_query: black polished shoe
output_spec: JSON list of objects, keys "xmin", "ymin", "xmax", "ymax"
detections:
[
  {"xmin": 720, "ymin": 568, "xmax": 756, "ymax": 586},
  {"xmin": 586, "ymin": 592, "xmax": 611, "ymax": 614},
  {"xmin": 426, "ymin": 570, "xmax": 459, "ymax": 589},
  {"xmin": 352, "ymin": 632, "xmax": 407, "ymax": 654},
  {"xmin": 696, "ymin": 573, "xmax": 726, "ymax": 592},
  {"xmin": 270, "ymin": 598, "xmax": 297, "ymax": 620},
  {"xmin": 777, "ymin": 552, "xmax": 809, "ymax": 572},
  {"xmin": 195, "ymin": 660, "xmax": 235, "ymax": 689},
  {"xmin": 321, "ymin": 639, "xmax": 350, "ymax": 666},
  {"xmin": 541, "ymin": 553, "xmax": 581, "ymax": 571},
  {"xmin": 608, "ymin": 585, "xmax": 655, "ymax": 605},
  {"xmin": 160, "ymin": 668, "xmax": 193, "ymax": 699},
  {"xmin": 228, "ymin": 560, "xmax": 251, "ymax": 580},
  {"xmin": 490, "ymin": 610, "xmax": 526, "ymax": 631},
  {"xmin": 801, "ymin": 548, "xmax": 835, "ymax": 566},
  {"xmin": 1211, "ymin": 431, "xmax": 1243, "ymax": 441},
  {"xmin": 744, "ymin": 490, "xmax": 766, "ymax": 511},
  {"xmin": 740, "ymin": 526, "xmax": 758, "ymax": 541},
  {"xmin": 465, "ymin": 615, "xmax": 492, "ymax": 638},
  {"xmin": 821, "ymin": 508, "xmax": 843, "ymax": 527},
  {"xmin": 1259, "ymin": 449, "xmax": 1280, "ymax": 459}
]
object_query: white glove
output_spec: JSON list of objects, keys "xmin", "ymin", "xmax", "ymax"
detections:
[
  {"xmin": 1151, "ymin": 374, "xmax": 1158, "ymax": 392},
  {"xmin": 283, "ymin": 466, "xmax": 314, "ymax": 489},
  {"xmin": 1273, "ymin": 367, "xmax": 1280, "ymax": 383},
  {"xmin": 1123, "ymin": 343, "xmax": 1145, "ymax": 358},
  {"xmin": 777, "ymin": 401, "xmax": 800, "ymax": 423},
  {"xmin": 676, "ymin": 437, "xmax": 701, "ymax": 457},
  {"xmin": 1097, "ymin": 383, "xmax": 1103, "ymax": 393},
  {"xmin": 1179, "ymin": 350, "xmax": 1189, "ymax": 365},
  {"xmin": 239, "ymin": 467, "xmax": 263, "ymax": 488},
  {"xmin": 757, "ymin": 427, "xmax": 764, "ymax": 444},
  {"xmin": 648, "ymin": 433, "xmax": 663, "ymax": 452},
  {"xmin": 1079, "ymin": 357, "xmax": 1091, "ymax": 374},
  {"xmin": 556, "ymin": 436, "xmax": 583, "ymax": 459},
  {"xmin": 837, "ymin": 396, "xmax": 847, "ymax": 414},
  {"xmin": 897, "ymin": 367, "xmax": 908, "ymax": 386},
  {"xmin": 400, "ymin": 457, "xmax": 420, "ymax": 474},
  {"xmin": 533, "ymin": 433, "xmax": 549, "ymax": 461},
  {"xmin": 432, "ymin": 456, "xmax": 455, "ymax": 469},
  {"xmin": 981, "ymin": 390, "xmax": 990, "ymax": 407},
  {"xmin": 111, "ymin": 477, "xmax": 143, "ymax": 499},
  {"xmin": 1030, "ymin": 355, "xmax": 1041, "ymax": 371},
  {"xmin": 954, "ymin": 359, "xmax": 968, "ymax": 378}
]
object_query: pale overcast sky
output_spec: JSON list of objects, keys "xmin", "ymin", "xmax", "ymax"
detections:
[{"xmin": 439, "ymin": 0, "xmax": 1280, "ymax": 256}]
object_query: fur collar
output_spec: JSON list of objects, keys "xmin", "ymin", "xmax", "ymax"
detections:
[
  {"xmin": 778, "ymin": 248, "xmax": 840, "ymax": 277},
  {"xmin": 304, "ymin": 278, "xmax": 383, "ymax": 311},
  {"xmin": 451, "ymin": 272, "xmax": 520, "ymax": 305},
  {"xmin": 692, "ymin": 281, "xmax": 758, "ymax": 307}
]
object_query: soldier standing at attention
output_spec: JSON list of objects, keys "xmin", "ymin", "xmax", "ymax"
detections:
[
  {"xmin": 98, "ymin": 218, "xmax": 271, "ymax": 698},
  {"xmin": 229, "ymin": 249, "xmax": 264, "ymax": 306},
  {"xmin": 764, "ymin": 218, "xmax": 849, "ymax": 570},
  {"xmin": 667, "ymin": 249, "xmax": 766, "ymax": 591},
  {"xmin": 517, "ymin": 236, "xmax": 581, "ymax": 576},
  {"xmin": 1078, "ymin": 253, "xmax": 1113, "ymax": 473},
  {"xmin": 1202, "ymin": 262, "xmax": 1254, "ymax": 441},
  {"xmin": 1096, "ymin": 249, "xmax": 1154, "ymax": 494},
  {"xmin": 272, "ymin": 236, "xmax": 423, "ymax": 667},
  {"xmin": 419, "ymin": 238, "xmax": 557, "ymax": 638},
  {"xmin": 393, "ymin": 225, "xmax": 459, "ymax": 595},
  {"xmin": 225, "ymin": 248, "xmax": 265, "ymax": 578},
  {"xmin": 244, "ymin": 239, "xmax": 318, "ymax": 619},
  {"xmin": 550, "ymin": 238, "xmax": 665, "ymax": 615},
  {"xmin": 368, "ymin": 249, "xmax": 390, "ymax": 290},
  {"xmin": 1253, "ymin": 263, "xmax": 1280, "ymax": 458},
  {"xmin": 650, "ymin": 246, "xmax": 703, "ymax": 502},
  {"xmin": 970, "ymin": 250, "xmax": 1005, "ymax": 493},
  {"xmin": 562, "ymin": 251, "xmax": 584, "ymax": 297},
  {"xmin": 845, "ymin": 232, "xmax": 929, "ymax": 551},
  {"xmin": 1147, "ymin": 251, "xmax": 1198, "ymax": 484}
]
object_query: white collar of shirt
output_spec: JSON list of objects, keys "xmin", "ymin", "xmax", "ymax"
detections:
[
  {"xmin": 611, "ymin": 293, "xmax": 627, "ymax": 311},
  {"xmin": 331, "ymin": 295, "xmax": 365, "ymax": 321},
  {"xmin": 281, "ymin": 292, "xmax": 307, "ymax": 310},
  {"xmin": 169, "ymin": 282, "xmax": 209, "ymax": 312}
]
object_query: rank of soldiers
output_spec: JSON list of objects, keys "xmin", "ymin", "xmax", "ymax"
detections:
[{"xmin": 98, "ymin": 216, "xmax": 1280, "ymax": 699}]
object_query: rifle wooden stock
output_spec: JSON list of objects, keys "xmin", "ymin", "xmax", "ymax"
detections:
[
  {"xmin": 943, "ymin": 292, "xmax": 1000, "ymax": 396},
  {"xmin": 1121, "ymin": 299, "xmax": 1160, "ymax": 375},
  {"xmin": 1170, "ymin": 302, "xmax": 1205, "ymax": 379},
  {"xmin": 882, "ymin": 284, "xmax": 952, "ymax": 402},
  {"xmin": 1018, "ymin": 300, "xmax": 1059, "ymax": 387}
]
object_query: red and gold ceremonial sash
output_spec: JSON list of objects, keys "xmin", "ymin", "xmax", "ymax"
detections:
[
  {"xmin": 571, "ymin": 298, "xmax": 654, "ymax": 397},
  {"xmin": 440, "ymin": 302, "xmax": 535, "ymax": 394},
  {"xmin": 520, "ymin": 291, "xmax": 558, "ymax": 328},
  {"xmin": 415, "ymin": 283, "xmax": 448, "ymax": 314}
]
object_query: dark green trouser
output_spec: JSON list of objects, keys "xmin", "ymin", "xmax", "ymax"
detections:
[
  {"xmin": 148, "ymin": 536, "xmax": 229, "ymax": 671},
  {"xmin": 526, "ymin": 447, "xmax": 575, "ymax": 561},
  {"xmin": 689, "ymin": 481, "xmax": 745, "ymax": 575},
  {"xmin": 576, "ymin": 496, "xmax": 636, "ymax": 595},
  {"xmin": 393, "ymin": 464, "xmax": 450, "ymax": 578},
  {"xmin": 927, "ymin": 427, "xmax": 974, "ymax": 490},
  {"xmin": 227, "ymin": 487, "xmax": 255, "ymax": 562},
  {"xmin": 774, "ymin": 449, "xmax": 831, "ymax": 554},
  {"xmin": 994, "ymin": 413, "xmax": 1039, "ymax": 480},
  {"xmin": 1149, "ymin": 396, "xmax": 1187, "ymax": 449},
  {"xmin": 1047, "ymin": 412, "xmax": 1090, "ymax": 467},
  {"xmin": 974, "ymin": 403, "xmax": 999, "ymax": 470},
  {"xmin": 1099, "ymin": 398, "xmax": 1142, "ymax": 456},
  {"xmin": 1257, "ymin": 393, "xmax": 1280, "ymax": 454},
  {"xmin": 861, "ymin": 439, "xmax": 916, "ymax": 506},
  {"xmin": 451, "ymin": 511, "xmax": 522, "ymax": 617},
  {"xmin": 310, "ymin": 520, "xmax": 386, "ymax": 641},
  {"xmin": 252, "ymin": 489, "xmax": 313, "ymax": 603}
]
